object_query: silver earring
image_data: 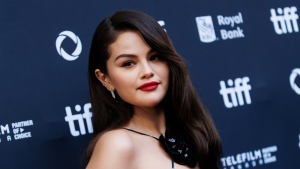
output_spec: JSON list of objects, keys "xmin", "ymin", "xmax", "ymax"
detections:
[{"xmin": 111, "ymin": 91, "xmax": 116, "ymax": 99}]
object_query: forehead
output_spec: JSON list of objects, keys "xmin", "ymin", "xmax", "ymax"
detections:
[{"xmin": 108, "ymin": 30, "xmax": 151, "ymax": 57}]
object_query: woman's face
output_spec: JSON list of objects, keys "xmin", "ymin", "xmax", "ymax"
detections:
[{"xmin": 98, "ymin": 30, "xmax": 169, "ymax": 108}]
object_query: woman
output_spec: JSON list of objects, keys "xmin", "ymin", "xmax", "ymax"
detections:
[{"xmin": 86, "ymin": 10, "xmax": 222, "ymax": 169}]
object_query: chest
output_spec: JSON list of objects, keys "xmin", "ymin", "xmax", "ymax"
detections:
[{"xmin": 131, "ymin": 137, "xmax": 198, "ymax": 169}]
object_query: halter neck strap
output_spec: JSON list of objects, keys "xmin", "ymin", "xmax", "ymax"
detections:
[{"xmin": 123, "ymin": 128, "xmax": 159, "ymax": 140}]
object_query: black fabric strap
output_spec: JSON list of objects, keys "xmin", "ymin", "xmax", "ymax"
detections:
[
  {"xmin": 123, "ymin": 128, "xmax": 159, "ymax": 140},
  {"xmin": 172, "ymin": 159, "xmax": 174, "ymax": 169},
  {"xmin": 123, "ymin": 128, "xmax": 175, "ymax": 169}
]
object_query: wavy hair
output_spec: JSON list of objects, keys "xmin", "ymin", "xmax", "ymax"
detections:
[{"xmin": 87, "ymin": 10, "xmax": 222, "ymax": 169}]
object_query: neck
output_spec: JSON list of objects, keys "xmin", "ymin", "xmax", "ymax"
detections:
[{"xmin": 126, "ymin": 106, "xmax": 166, "ymax": 138}]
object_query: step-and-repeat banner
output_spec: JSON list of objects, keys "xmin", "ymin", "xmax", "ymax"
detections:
[{"xmin": 1, "ymin": 1, "xmax": 299, "ymax": 169}]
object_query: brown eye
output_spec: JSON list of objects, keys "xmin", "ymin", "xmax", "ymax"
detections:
[
  {"xmin": 122, "ymin": 61, "xmax": 135, "ymax": 67},
  {"xmin": 150, "ymin": 54, "xmax": 159, "ymax": 61}
]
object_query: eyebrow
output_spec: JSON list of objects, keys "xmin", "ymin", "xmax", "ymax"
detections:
[{"xmin": 114, "ymin": 49, "xmax": 156, "ymax": 62}]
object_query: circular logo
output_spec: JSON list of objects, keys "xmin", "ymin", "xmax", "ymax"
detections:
[
  {"xmin": 290, "ymin": 68, "xmax": 300, "ymax": 95},
  {"xmin": 55, "ymin": 30, "xmax": 82, "ymax": 61}
]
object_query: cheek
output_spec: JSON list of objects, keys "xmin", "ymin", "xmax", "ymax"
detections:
[
  {"xmin": 111, "ymin": 75, "xmax": 130, "ymax": 89},
  {"xmin": 111, "ymin": 75, "xmax": 137, "ymax": 103},
  {"xmin": 110, "ymin": 70, "xmax": 136, "ymax": 92},
  {"xmin": 162, "ymin": 65, "xmax": 170, "ymax": 90},
  {"xmin": 165, "ymin": 66, "xmax": 170, "ymax": 79},
  {"xmin": 158, "ymin": 63, "xmax": 170, "ymax": 80}
]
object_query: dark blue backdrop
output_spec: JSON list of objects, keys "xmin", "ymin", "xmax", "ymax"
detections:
[{"xmin": 1, "ymin": 1, "xmax": 299, "ymax": 169}]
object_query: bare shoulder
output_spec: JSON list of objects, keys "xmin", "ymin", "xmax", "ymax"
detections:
[
  {"xmin": 93, "ymin": 129, "xmax": 135, "ymax": 153},
  {"xmin": 86, "ymin": 129, "xmax": 136, "ymax": 169}
]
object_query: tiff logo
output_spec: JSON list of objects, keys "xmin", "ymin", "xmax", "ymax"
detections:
[
  {"xmin": 65, "ymin": 103, "xmax": 93, "ymax": 137},
  {"xmin": 219, "ymin": 77, "xmax": 252, "ymax": 108},
  {"xmin": 270, "ymin": 6, "xmax": 299, "ymax": 34}
]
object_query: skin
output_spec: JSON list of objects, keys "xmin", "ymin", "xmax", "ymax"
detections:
[{"xmin": 86, "ymin": 31, "xmax": 199, "ymax": 169}]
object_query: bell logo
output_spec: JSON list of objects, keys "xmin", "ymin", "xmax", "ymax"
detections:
[
  {"xmin": 270, "ymin": 6, "xmax": 299, "ymax": 35},
  {"xmin": 290, "ymin": 68, "xmax": 300, "ymax": 95},
  {"xmin": 55, "ymin": 30, "xmax": 82, "ymax": 61},
  {"xmin": 219, "ymin": 77, "xmax": 252, "ymax": 108}
]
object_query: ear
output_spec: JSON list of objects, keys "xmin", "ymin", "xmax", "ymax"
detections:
[{"xmin": 95, "ymin": 69, "xmax": 115, "ymax": 91}]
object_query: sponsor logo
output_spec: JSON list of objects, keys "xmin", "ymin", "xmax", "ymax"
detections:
[
  {"xmin": 270, "ymin": 6, "xmax": 299, "ymax": 35},
  {"xmin": 157, "ymin": 20, "xmax": 167, "ymax": 32},
  {"xmin": 218, "ymin": 12, "xmax": 244, "ymax": 40},
  {"xmin": 298, "ymin": 134, "xmax": 300, "ymax": 148},
  {"xmin": 65, "ymin": 103, "xmax": 93, "ymax": 137},
  {"xmin": 219, "ymin": 77, "xmax": 252, "ymax": 108},
  {"xmin": 221, "ymin": 145, "xmax": 278, "ymax": 169},
  {"xmin": 195, "ymin": 16, "xmax": 217, "ymax": 43},
  {"xmin": 290, "ymin": 68, "xmax": 300, "ymax": 95},
  {"xmin": 0, "ymin": 119, "xmax": 34, "ymax": 143},
  {"xmin": 55, "ymin": 30, "xmax": 82, "ymax": 61},
  {"xmin": 196, "ymin": 12, "xmax": 245, "ymax": 43}
]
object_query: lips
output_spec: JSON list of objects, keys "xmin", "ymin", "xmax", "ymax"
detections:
[{"xmin": 138, "ymin": 81, "xmax": 159, "ymax": 91}]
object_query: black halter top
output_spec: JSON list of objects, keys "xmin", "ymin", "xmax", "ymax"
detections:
[{"xmin": 123, "ymin": 128, "xmax": 175, "ymax": 169}]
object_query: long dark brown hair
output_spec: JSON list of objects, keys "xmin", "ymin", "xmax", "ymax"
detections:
[{"xmin": 87, "ymin": 10, "xmax": 222, "ymax": 169}]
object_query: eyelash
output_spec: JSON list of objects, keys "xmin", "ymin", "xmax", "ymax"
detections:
[
  {"xmin": 122, "ymin": 61, "xmax": 135, "ymax": 67},
  {"xmin": 121, "ymin": 54, "xmax": 161, "ymax": 67},
  {"xmin": 150, "ymin": 54, "xmax": 159, "ymax": 61}
]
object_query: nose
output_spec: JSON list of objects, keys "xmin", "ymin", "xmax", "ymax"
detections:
[{"xmin": 141, "ymin": 61, "xmax": 154, "ymax": 79}]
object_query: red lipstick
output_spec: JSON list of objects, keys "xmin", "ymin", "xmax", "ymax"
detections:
[{"xmin": 138, "ymin": 81, "xmax": 159, "ymax": 91}]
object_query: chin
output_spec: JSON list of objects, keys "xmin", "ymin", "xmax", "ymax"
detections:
[
  {"xmin": 145, "ymin": 100, "xmax": 164, "ymax": 108},
  {"xmin": 133, "ymin": 99, "xmax": 161, "ymax": 108}
]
